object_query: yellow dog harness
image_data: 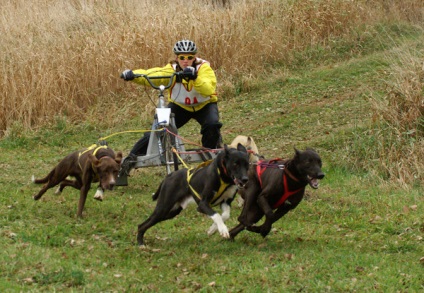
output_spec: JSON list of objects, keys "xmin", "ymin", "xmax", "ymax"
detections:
[
  {"xmin": 78, "ymin": 144, "xmax": 108, "ymax": 171},
  {"xmin": 187, "ymin": 160, "xmax": 230, "ymax": 204}
]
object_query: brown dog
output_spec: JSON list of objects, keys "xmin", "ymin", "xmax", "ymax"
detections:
[
  {"xmin": 32, "ymin": 144, "xmax": 123, "ymax": 217},
  {"xmin": 229, "ymin": 148, "xmax": 324, "ymax": 239}
]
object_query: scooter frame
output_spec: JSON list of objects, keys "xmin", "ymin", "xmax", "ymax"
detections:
[{"xmin": 116, "ymin": 72, "xmax": 219, "ymax": 186}]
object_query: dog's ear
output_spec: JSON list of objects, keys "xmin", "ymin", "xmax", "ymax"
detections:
[
  {"xmin": 246, "ymin": 136, "xmax": 252, "ymax": 146},
  {"xmin": 245, "ymin": 137, "xmax": 253, "ymax": 150},
  {"xmin": 115, "ymin": 151, "xmax": 123, "ymax": 164},
  {"xmin": 237, "ymin": 143, "xmax": 247, "ymax": 153},
  {"xmin": 294, "ymin": 147, "xmax": 302, "ymax": 160}
]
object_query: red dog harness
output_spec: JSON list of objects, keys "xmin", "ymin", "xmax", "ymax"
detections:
[{"xmin": 256, "ymin": 159, "xmax": 305, "ymax": 209}]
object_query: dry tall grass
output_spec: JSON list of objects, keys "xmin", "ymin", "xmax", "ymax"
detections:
[
  {"xmin": 369, "ymin": 40, "xmax": 424, "ymax": 186},
  {"xmin": 1, "ymin": 0, "xmax": 423, "ymax": 185},
  {"xmin": 1, "ymin": 0, "xmax": 422, "ymax": 134}
]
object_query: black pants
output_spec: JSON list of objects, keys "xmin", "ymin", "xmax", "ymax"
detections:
[{"xmin": 130, "ymin": 102, "xmax": 222, "ymax": 156}]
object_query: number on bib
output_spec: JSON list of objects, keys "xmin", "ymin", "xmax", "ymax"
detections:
[{"xmin": 185, "ymin": 97, "xmax": 199, "ymax": 105}]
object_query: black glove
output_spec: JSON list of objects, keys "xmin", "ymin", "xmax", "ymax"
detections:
[
  {"xmin": 182, "ymin": 66, "xmax": 197, "ymax": 80},
  {"xmin": 120, "ymin": 69, "xmax": 135, "ymax": 81},
  {"xmin": 175, "ymin": 72, "xmax": 183, "ymax": 83}
]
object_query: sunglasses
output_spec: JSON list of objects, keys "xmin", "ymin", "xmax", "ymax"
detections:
[{"xmin": 177, "ymin": 55, "xmax": 195, "ymax": 61}]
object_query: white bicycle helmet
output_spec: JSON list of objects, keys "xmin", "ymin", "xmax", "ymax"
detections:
[{"xmin": 173, "ymin": 40, "xmax": 197, "ymax": 54}]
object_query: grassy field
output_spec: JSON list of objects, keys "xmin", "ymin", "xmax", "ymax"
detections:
[{"xmin": 1, "ymin": 0, "xmax": 423, "ymax": 292}]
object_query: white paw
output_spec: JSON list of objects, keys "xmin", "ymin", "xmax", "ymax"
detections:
[
  {"xmin": 218, "ymin": 225, "xmax": 230, "ymax": 238},
  {"xmin": 207, "ymin": 223, "xmax": 218, "ymax": 235},
  {"xmin": 93, "ymin": 189, "xmax": 104, "ymax": 201},
  {"xmin": 31, "ymin": 175, "xmax": 35, "ymax": 183},
  {"xmin": 210, "ymin": 214, "xmax": 230, "ymax": 238},
  {"xmin": 54, "ymin": 186, "xmax": 61, "ymax": 195},
  {"xmin": 93, "ymin": 195, "xmax": 103, "ymax": 201}
]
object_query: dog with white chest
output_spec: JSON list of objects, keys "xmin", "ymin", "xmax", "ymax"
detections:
[{"xmin": 136, "ymin": 144, "xmax": 250, "ymax": 247}]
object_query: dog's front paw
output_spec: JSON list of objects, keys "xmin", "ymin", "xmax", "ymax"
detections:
[
  {"xmin": 218, "ymin": 225, "xmax": 230, "ymax": 238},
  {"xmin": 260, "ymin": 225, "xmax": 272, "ymax": 238},
  {"xmin": 207, "ymin": 223, "xmax": 218, "ymax": 235},
  {"xmin": 93, "ymin": 188, "xmax": 104, "ymax": 201},
  {"xmin": 211, "ymin": 214, "xmax": 230, "ymax": 238},
  {"xmin": 93, "ymin": 194, "xmax": 103, "ymax": 201}
]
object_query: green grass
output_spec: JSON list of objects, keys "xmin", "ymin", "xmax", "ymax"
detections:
[{"xmin": 1, "ymin": 28, "xmax": 423, "ymax": 292}]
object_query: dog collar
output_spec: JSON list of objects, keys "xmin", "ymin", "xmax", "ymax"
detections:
[
  {"xmin": 219, "ymin": 160, "xmax": 228, "ymax": 177},
  {"xmin": 256, "ymin": 159, "xmax": 299, "ymax": 182}
]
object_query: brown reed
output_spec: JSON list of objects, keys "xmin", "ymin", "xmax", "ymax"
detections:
[
  {"xmin": 0, "ymin": 0, "xmax": 423, "ymax": 185},
  {"xmin": 1, "ymin": 0, "xmax": 422, "ymax": 134}
]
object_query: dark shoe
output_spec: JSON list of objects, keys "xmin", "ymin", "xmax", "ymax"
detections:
[{"xmin": 118, "ymin": 153, "xmax": 137, "ymax": 177}]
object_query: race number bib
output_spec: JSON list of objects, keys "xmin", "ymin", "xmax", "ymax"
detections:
[{"xmin": 171, "ymin": 83, "xmax": 210, "ymax": 106}]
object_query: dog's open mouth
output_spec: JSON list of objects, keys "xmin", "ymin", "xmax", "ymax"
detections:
[
  {"xmin": 233, "ymin": 178, "xmax": 247, "ymax": 189},
  {"xmin": 307, "ymin": 175, "xmax": 320, "ymax": 189}
]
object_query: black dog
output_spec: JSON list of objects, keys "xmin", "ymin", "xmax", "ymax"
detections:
[
  {"xmin": 229, "ymin": 148, "xmax": 324, "ymax": 239},
  {"xmin": 137, "ymin": 144, "xmax": 249, "ymax": 246}
]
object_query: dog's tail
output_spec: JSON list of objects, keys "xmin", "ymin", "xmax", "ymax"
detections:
[
  {"xmin": 32, "ymin": 169, "xmax": 54, "ymax": 184},
  {"xmin": 152, "ymin": 182, "xmax": 163, "ymax": 201}
]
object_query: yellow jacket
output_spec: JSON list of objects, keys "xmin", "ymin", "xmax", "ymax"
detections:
[{"xmin": 132, "ymin": 58, "xmax": 218, "ymax": 112}]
